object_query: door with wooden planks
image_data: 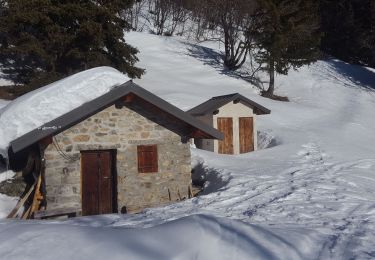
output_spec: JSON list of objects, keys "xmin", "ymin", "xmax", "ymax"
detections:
[
  {"xmin": 217, "ymin": 117, "xmax": 234, "ymax": 154},
  {"xmin": 239, "ymin": 117, "xmax": 254, "ymax": 153},
  {"xmin": 81, "ymin": 150, "xmax": 115, "ymax": 216}
]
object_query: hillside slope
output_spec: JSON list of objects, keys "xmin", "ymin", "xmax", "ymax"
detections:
[
  {"xmin": 125, "ymin": 32, "xmax": 375, "ymax": 258},
  {"xmin": 0, "ymin": 31, "xmax": 375, "ymax": 259}
]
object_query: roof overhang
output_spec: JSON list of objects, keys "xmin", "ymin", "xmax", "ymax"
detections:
[
  {"xmin": 10, "ymin": 81, "xmax": 223, "ymax": 154},
  {"xmin": 188, "ymin": 93, "xmax": 271, "ymax": 116}
]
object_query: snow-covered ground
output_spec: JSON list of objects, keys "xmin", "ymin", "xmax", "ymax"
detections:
[
  {"xmin": 1, "ymin": 32, "xmax": 375, "ymax": 259},
  {"xmin": 0, "ymin": 171, "xmax": 18, "ymax": 219},
  {"xmin": 0, "ymin": 214, "xmax": 326, "ymax": 260},
  {"xmin": 0, "ymin": 98, "xmax": 10, "ymax": 110}
]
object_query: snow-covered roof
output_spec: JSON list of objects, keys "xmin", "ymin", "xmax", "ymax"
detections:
[
  {"xmin": 8, "ymin": 81, "xmax": 223, "ymax": 156},
  {"xmin": 0, "ymin": 67, "xmax": 130, "ymax": 157}
]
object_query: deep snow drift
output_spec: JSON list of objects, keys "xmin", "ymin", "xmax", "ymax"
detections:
[
  {"xmin": 0, "ymin": 31, "xmax": 375, "ymax": 259},
  {"xmin": 0, "ymin": 214, "xmax": 325, "ymax": 260},
  {"xmin": 0, "ymin": 67, "xmax": 129, "ymax": 157}
]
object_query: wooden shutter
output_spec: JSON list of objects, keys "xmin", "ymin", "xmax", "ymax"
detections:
[{"xmin": 137, "ymin": 145, "xmax": 158, "ymax": 173}]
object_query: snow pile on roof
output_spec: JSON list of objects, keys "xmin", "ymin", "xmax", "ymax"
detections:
[
  {"xmin": 0, "ymin": 214, "xmax": 324, "ymax": 259},
  {"xmin": 0, "ymin": 67, "xmax": 129, "ymax": 157}
]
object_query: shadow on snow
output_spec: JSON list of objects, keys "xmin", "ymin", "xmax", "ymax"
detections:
[
  {"xmin": 191, "ymin": 161, "xmax": 231, "ymax": 196},
  {"xmin": 326, "ymin": 59, "xmax": 375, "ymax": 91},
  {"xmin": 181, "ymin": 42, "xmax": 264, "ymax": 90}
]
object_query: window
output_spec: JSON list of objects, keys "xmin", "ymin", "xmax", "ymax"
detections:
[{"xmin": 137, "ymin": 145, "xmax": 158, "ymax": 173}]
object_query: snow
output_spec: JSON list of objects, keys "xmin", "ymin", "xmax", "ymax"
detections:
[
  {"xmin": 0, "ymin": 100, "xmax": 10, "ymax": 109},
  {"xmin": 0, "ymin": 71, "xmax": 13, "ymax": 87},
  {"xmin": 0, "ymin": 31, "xmax": 375, "ymax": 259},
  {"xmin": 0, "ymin": 194, "xmax": 17, "ymax": 219},
  {"xmin": 0, "ymin": 170, "xmax": 15, "ymax": 183},
  {"xmin": 0, "ymin": 171, "xmax": 17, "ymax": 219},
  {"xmin": 0, "ymin": 215, "xmax": 325, "ymax": 260},
  {"xmin": 0, "ymin": 67, "xmax": 129, "ymax": 157}
]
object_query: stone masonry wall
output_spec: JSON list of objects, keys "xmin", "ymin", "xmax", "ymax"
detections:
[{"xmin": 44, "ymin": 104, "xmax": 192, "ymax": 213}]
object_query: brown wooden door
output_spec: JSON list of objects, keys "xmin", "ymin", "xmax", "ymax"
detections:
[
  {"xmin": 81, "ymin": 151, "xmax": 114, "ymax": 216},
  {"xmin": 217, "ymin": 117, "xmax": 234, "ymax": 154},
  {"xmin": 239, "ymin": 117, "xmax": 254, "ymax": 153}
]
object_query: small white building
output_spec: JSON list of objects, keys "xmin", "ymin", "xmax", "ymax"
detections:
[{"xmin": 188, "ymin": 93, "xmax": 270, "ymax": 155}]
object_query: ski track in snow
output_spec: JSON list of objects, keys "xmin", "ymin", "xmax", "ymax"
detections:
[
  {"xmin": 85, "ymin": 141, "xmax": 375, "ymax": 258},
  {"xmin": 100, "ymin": 51, "xmax": 375, "ymax": 257},
  {"xmin": 1, "ymin": 32, "xmax": 375, "ymax": 259},
  {"xmin": 60, "ymin": 35, "xmax": 375, "ymax": 258},
  {"xmin": 187, "ymin": 142, "xmax": 375, "ymax": 259}
]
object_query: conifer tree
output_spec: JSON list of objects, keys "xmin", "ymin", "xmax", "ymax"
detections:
[
  {"xmin": 0, "ymin": 0, "xmax": 144, "ymax": 92},
  {"xmin": 250, "ymin": 0, "xmax": 321, "ymax": 98},
  {"xmin": 320, "ymin": 0, "xmax": 375, "ymax": 67}
]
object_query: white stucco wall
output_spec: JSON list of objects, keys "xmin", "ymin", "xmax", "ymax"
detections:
[
  {"xmin": 194, "ymin": 101, "xmax": 257, "ymax": 155},
  {"xmin": 213, "ymin": 101, "xmax": 257, "ymax": 154}
]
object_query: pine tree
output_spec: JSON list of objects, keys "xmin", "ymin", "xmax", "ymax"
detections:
[
  {"xmin": 320, "ymin": 0, "xmax": 375, "ymax": 67},
  {"xmin": 250, "ymin": 0, "xmax": 321, "ymax": 98},
  {"xmin": 0, "ymin": 0, "xmax": 144, "ymax": 92}
]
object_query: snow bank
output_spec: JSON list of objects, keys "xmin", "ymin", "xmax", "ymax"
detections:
[
  {"xmin": 0, "ymin": 194, "xmax": 17, "ymax": 219},
  {"xmin": 0, "ymin": 170, "xmax": 15, "ymax": 183},
  {"xmin": 0, "ymin": 100, "xmax": 10, "ymax": 109},
  {"xmin": 257, "ymin": 130, "xmax": 279, "ymax": 150},
  {"xmin": 0, "ymin": 214, "xmax": 324, "ymax": 260},
  {"xmin": 0, "ymin": 67, "xmax": 129, "ymax": 157},
  {"xmin": 0, "ymin": 170, "xmax": 17, "ymax": 219}
]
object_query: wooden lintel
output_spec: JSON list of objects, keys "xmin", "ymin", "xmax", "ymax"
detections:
[
  {"xmin": 123, "ymin": 93, "xmax": 135, "ymax": 103},
  {"xmin": 191, "ymin": 129, "xmax": 209, "ymax": 139},
  {"xmin": 39, "ymin": 136, "xmax": 53, "ymax": 147}
]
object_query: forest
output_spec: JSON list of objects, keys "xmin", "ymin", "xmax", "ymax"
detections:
[{"xmin": 0, "ymin": 0, "xmax": 374, "ymax": 98}]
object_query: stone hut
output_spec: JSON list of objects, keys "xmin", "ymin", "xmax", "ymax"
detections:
[
  {"xmin": 6, "ymin": 81, "xmax": 222, "ymax": 217},
  {"xmin": 188, "ymin": 93, "xmax": 270, "ymax": 155}
]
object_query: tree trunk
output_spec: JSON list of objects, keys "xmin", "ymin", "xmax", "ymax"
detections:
[{"xmin": 265, "ymin": 58, "xmax": 275, "ymax": 96}]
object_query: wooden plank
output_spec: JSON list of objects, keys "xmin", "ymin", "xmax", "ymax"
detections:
[
  {"xmin": 99, "ymin": 151, "xmax": 113, "ymax": 214},
  {"xmin": 81, "ymin": 152, "xmax": 100, "ymax": 216},
  {"xmin": 239, "ymin": 117, "xmax": 254, "ymax": 153},
  {"xmin": 30, "ymin": 173, "xmax": 42, "ymax": 215},
  {"xmin": 34, "ymin": 207, "xmax": 81, "ymax": 219},
  {"xmin": 7, "ymin": 183, "xmax": 35, "ymax": 218},
  {"xmin": 217, "ymin": 118, "xmax": 234, "ymax": 154},
  {"xmin": 21, "ymin": 205, "xmax": 32, "ymax": 220}
]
